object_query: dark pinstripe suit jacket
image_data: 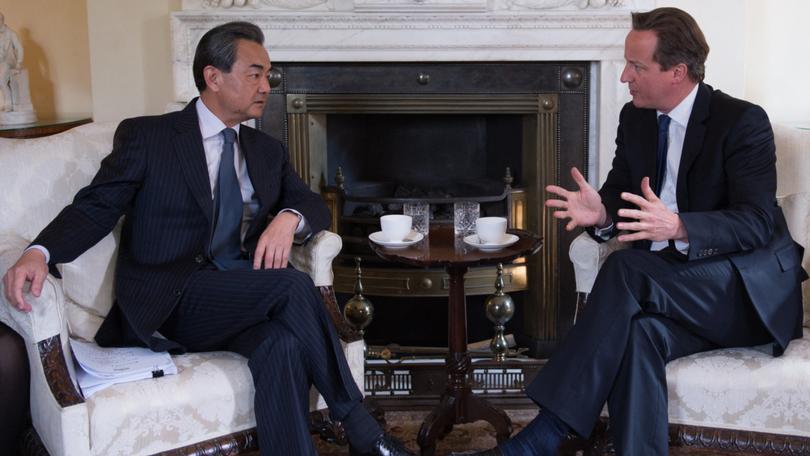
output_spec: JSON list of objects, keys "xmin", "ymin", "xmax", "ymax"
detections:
[
  {"xmin": 33, "ymin": 100, "xmax": 330, "ymax": 351},
  {"xmin": 592, "ymin": 83, "xmax": 807, "ymax": 355}
]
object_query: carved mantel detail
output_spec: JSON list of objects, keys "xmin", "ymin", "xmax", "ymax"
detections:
[{"xmin": 197, "ymin": 0, "xmax": 626, "ymax": 10}]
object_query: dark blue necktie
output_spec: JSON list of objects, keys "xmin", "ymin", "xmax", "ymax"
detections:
[
  {"xmin": 655, "ymin": 114, "xmax": 671, "ymax": 196},
  {"xmin": 209, "ymin": 128, "xmax": 244, "ymax": 269}
]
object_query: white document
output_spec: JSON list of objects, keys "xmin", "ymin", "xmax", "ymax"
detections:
[{"xmin": 70, "ymin": 338, "xmax": 177, "ymax": 397}]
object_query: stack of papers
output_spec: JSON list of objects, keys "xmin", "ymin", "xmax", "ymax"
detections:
[{"xmin": 70, "ymin": 338, "xmax": 177, "ymax": 397}]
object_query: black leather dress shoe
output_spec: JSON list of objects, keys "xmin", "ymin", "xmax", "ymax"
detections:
[
  {"xmin": 350, "ymin": 433, "xmax": 416, "ymax": 456},
  {"xmin": 448, "ymin": 448, "xmax": 503, "ymax": 456}
]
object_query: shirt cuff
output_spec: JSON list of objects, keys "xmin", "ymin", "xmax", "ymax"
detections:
[
  {"xmin": 278, "ymin": 208, "xmax": 313, "ymax": 244},
  {"xmin": 25, "ymin": 245, "xmax": 50, "ymax": 264},
  {"xmin": 279, "ymin": 208, "xmax": 308, "ymax": 234}
]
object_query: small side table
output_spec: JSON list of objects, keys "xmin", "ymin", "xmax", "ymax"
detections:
[
  {"xmin": 0, "ymin": 117, "xmax": 92, "ymax": 139},
  {"xmin": 371, "ymin": 224, "xmax": 542, "ymax": 456}
]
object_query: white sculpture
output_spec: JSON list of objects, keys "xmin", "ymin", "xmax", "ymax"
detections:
[{"xmin": 0, "ymin": 11, "xmax": 36, "ymax": 125}]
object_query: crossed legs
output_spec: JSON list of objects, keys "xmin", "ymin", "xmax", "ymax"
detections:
[
  {"xmin": 526, "ymin": 249, "xmax": 771, "ymax": 455},
  {"xmin": 161, "ymin": 267, "xmax": 380, "ymax": 455}
]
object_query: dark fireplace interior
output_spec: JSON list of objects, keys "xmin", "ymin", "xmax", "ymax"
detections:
[
  {"xmin": 327, "ymin": 113, "xmax": 523, "ymax": 196},
  {"xmin": 329, "ymin": 112, "xmax": 518, "ymax": 261},
  {"xmin": 259, "ymin": 62, "xmax": 589, "ymax": 358}
]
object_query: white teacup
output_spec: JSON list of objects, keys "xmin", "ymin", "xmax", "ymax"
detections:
[
  {"xmin": 380, "ymin": 214, "xmax": 412, "ymax": 242},
  {"xmin": 476, "ymin": 217, "xmax": 508, "ymax": 244}
]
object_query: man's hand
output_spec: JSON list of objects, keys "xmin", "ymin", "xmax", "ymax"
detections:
[
  {"xmin": 616, "ymin": 177, "xmax": 688, "ymax": 243},
  {"xmin": 545, "ymin": 167, "xmax": 608, "ymax": 231},
  {"xmin": 3, "ymin": 249, "xmax": 48, "ymax": 313},
  {"xmin": 253, "ymin": 211, "xmax": 300, "ymax": 269}
]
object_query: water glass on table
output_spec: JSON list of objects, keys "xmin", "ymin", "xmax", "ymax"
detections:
[
  {"xmin": 453, "ymin": 201, "xmax": 479, "ymax": 237},
  {"xmin": 404, "ymin": 202, "xmax": 430, "ymax": 236}
]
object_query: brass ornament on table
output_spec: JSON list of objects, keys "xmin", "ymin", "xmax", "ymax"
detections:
[
  {"xmin": 343, "ymin": 257, "xmax": 374, "ymax": 345},
  {"xmin": 484, "ymin": 263, "xmax": 515, "ymax": 362}
]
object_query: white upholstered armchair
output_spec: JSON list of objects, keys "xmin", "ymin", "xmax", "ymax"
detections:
[
  {"xmin": 568, "ymin": 123, "xmax": 810, "ymax": 453},
  {"xmin": 0, "ymin": 123, "xmax": 366, "ymax": 455}
]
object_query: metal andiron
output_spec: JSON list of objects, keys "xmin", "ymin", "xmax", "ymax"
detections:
[
  {"xmin": 485, "ymin": 263, "xmax": 515, "ymax": 362},
  {"xmin": 343, "ymin": 257, "xmax": 374, "ymax": 339}
]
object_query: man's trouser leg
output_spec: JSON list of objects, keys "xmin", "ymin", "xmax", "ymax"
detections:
[
  {"xmin": 162, "ymin": 267, "xmax": 375, "ymax": 453},
  {"xmin": 526, "ymin": 248, "xmax": 771, "ymax": 454}
]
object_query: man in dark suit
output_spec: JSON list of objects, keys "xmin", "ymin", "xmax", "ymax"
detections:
[
  {"xmin": 455, "ymin": 7, "xmax": 808, "ymax": 456},
  {"xmin": 2, "ymin": 21, "xmax": 413, "ymax": 456}
]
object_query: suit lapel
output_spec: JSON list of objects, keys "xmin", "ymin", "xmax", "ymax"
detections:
[
  {"xmin": 240, "ymin": 127, "xmax": 272, "ymax": 236},
  {"xmin": 171, "ymin": 99, "xmax": 213, "ymax": 225},
  {"xmin": 676, "ymin": 83, "xmax": 711, "ymax": 209}
]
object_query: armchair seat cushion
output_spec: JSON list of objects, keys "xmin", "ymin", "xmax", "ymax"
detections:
[
  {"xmin": 666, "ymin": 330, "xmax": 810, "ymax": 438},
  {"xmin": 87, "ymin": 351, "xmax": 255, "ymax": 456},
  {"xmin": 83, "ymin": 340, "xmax": 365, "ymax": 455}
]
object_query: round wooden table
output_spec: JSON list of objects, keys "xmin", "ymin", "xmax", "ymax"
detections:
[{"xmin": 370, "ymin": 224, "xmax": 542, "ymax": 456}]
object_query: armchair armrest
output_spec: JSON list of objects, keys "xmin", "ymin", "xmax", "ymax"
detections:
[
  {"xmin": 289, "ymin": 230, "xmax": 361, "ymax": 344},
  {"xmin": 569, "ymin": 232, "xmax": 629, "ymax": 294},
  {"xmin": 289, "ymin": 230, "xmax": 342, "ymax": 287},
  {"xmin": 0, "ymin": 234, "xmax": 68, "ymax": 344},
  {"xmin": 0, "ymin": 234, "xmax": 89, "ymax": 456}
]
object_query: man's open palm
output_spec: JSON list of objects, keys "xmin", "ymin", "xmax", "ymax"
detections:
[{"xmin": 545, "ymin": 167, "xmax": 606, "ymax": 231}]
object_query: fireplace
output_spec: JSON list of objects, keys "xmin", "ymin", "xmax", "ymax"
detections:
[
  {"xmin": 171, "ymin": 0, "xmax": 644, "ymax": 356},
  {"xmin": 249, "ymin": 62, "xmax": 586, "ymax": 356}
]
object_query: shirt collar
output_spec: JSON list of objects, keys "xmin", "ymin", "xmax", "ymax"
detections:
[
  {"xmin": 196, "ymin": 98, "xmax": 241, "ymax": 141},
  {"xmin": 658, "ymin": 83, "xmax": 699, "ymax": 128}
]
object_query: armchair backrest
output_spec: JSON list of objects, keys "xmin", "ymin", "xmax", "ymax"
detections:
[
  {"xmin": 0, "ymin": 123, "xmax": 121, "ymax": 340},
  {"xmin": 773, "ymin": 123, "xmax": 810, "ymax": 325}
]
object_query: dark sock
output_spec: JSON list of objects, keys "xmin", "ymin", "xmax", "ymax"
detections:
[
  {"xmin": 498, "ymin": 408, "xmax": 570, "ymax": 456},
  {"xmin": 342, "ymin": 402, "xmax": 384, "ymax": 453}
]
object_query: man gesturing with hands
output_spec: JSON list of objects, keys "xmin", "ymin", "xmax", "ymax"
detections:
[
  {"xmin": 455, "ymin": 7, "xmax": 807, "ymax": 456},
  {"xmin": 546, "ymin": 169, "xmax": 687, "ymax": 245}
]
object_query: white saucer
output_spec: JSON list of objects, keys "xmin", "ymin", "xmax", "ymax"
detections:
[
  {"xmin": 463, "ymin": 233, "xmax": 519, "ymax": 251},
  {"xmin": 369, "ymin": 231, "xmax": 424, "ymax": 248}
]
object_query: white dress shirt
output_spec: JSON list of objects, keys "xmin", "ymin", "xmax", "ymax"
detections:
[{"xmin": 650, "ymin": 83, "xmax": 698, "ymax": 253}]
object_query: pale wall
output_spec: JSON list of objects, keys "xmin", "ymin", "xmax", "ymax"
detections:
[
  {"xmin": 0, "ymin": 0, "xmax": 92, "ymax": 119},
  {"xmin": 85, "ymin": 0, "xmax": 181, "ymax": 122},
  {"xmin": 744, "ymin": 0, "xmax": 810, "ymax": 123}
]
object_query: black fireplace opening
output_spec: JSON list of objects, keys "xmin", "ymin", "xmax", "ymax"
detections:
[
  {"xmin": 327, "ymin": 113, "xmax": 523, "ymax": 195},
  {"xmin": 329, "ymin": 112, "xmax": 521, "ymax": 256}
]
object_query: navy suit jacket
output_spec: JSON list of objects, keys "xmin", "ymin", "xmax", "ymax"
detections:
[
  {"xmin": 593, "ymin": 83, "xmax": 807, "ymax": 355},
  {"xmin": 33, "ymin": 100, "xmax": 330, "ymax": 351}
]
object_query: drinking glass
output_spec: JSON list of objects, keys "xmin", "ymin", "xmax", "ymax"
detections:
[
  {"xmin": 453, "ymin": 201, "xmax": 480, "ymax": 236},
  {"xmin": 404, "ymin": 202, "xmax": 430, "ymax": 236}
]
